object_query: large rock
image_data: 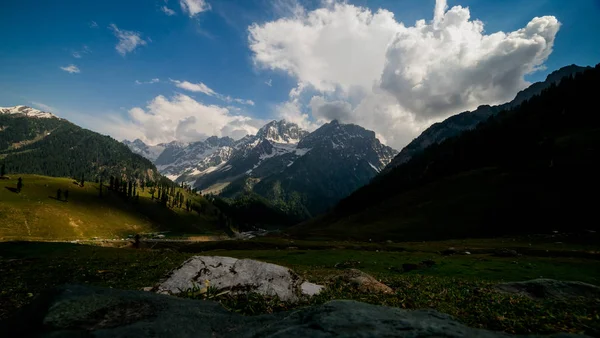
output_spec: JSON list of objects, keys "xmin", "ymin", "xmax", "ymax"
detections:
[
  {"xmin": 330, "ymin": 269, "xmax": 393, "ymax": 294},
  {"xmin": 154, "ymin": 256, "xmax": 323, "ymax": 301},
  {"xmin": 495, "ymin": 279, "xmax": 600, "ymax": 300},
  {"xmin": 0, "ymin": 285, "xmax": 588, "ymax": 337}
]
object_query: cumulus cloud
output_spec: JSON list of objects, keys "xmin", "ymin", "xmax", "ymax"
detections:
[
  {"xmin": 135, "ymin": 78, "xmax": 160, "ymax": 85},
  {"xmin": 161, "ymin": 6, "xmax": 176, "ymax": 16},
  {"xmin": 170, "ymin": 79, "xmax": 255, "ymax": 106},
  {"xmin": 249, "ymin": 0, "xmax": 560, "ymax": 149},
  {"xmin": 60, "ymin": 64, "xmax": 80, "ymax": 73},
  {"xmin": 109, "ymin": 24, "xmax": 148, "ymax": 56},
  {"xmin": 124, "ymin": 94, "xmax": 263, "ymax": 144},
  {"xmin": 179, "ymin": 0, "xmax": 210, "ymax": 17}
]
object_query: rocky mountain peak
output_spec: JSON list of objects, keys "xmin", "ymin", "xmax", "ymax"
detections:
[{"xmin": 256, "ymin": 120, "xmax": 308, "ymax": 144}]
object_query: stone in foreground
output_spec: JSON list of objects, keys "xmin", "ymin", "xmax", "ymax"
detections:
[
  {"xmin": 154, "ymin": 256, "xmax": 323, "ymax": 301},
  {"xmin": 495, "ymin": 279, "xmax": 600, "ymax": 300},
  {"xmin": 0, "ymin": 285, "xmax": 587, "ymax": 338}
]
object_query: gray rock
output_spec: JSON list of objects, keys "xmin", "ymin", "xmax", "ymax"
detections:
[
  {"xmin": 495, "ymin": 279, "xmax": 600, "ymax": 300},
  {"xmin": 0, "ymin": 285, "xmax": 588, "ymax": 338},
  {"xmin": 154, "ymin": 256, "xmax": 323, "ymax": 301}
]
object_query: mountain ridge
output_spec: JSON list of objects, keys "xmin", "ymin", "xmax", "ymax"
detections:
[{"xmin": 383, "ymin": 64, "xmax": 592, "ymax": 172}]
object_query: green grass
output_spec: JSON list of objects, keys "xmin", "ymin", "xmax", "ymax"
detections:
[
  {"xmin": 0, "ymin": 174, "xmax": 224, "ymax": 240},
  {"xmin": 1, "ymin": 239, "xmax": 598, "ymax": 335}
]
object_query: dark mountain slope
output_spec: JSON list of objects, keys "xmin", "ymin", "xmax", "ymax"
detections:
[
  {"xmin": 290, "ymin": 64, "xmax": 600, "ymax": 241},
  {"xmin": 0, "ymin": 110, "xmax": 159, "ymax": 180},
  {"xmin": 384, "ymin": 65, "xmax": 591, "ymax": 171}
]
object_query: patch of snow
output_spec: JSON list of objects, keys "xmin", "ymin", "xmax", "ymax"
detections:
[
  {"xmin": 368, "ymin": 162, "xmax": 381, "ymax": 173},
  {"xmin": 0, "ymin": 105, "xmax": 57, "ymax": 119}
]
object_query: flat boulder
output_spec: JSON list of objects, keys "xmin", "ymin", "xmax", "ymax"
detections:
[
  {"xmin": 330, "ymin": 269, "xmax": 393, "ymax": 294},
  {"xmin": 0, "ymin": 284, "xmax": 589, "ymax": 337},
  {"xmin": 495, "ymin": 279, "xmax": 600, "ymax": 300},
  {"xmin": 154, "ymin": 256, "xmax": 323, "ymax": 301}
]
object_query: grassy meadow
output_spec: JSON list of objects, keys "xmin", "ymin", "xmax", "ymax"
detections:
[
  {"xmin": 1, "ymin": 237, "xmax": 599, "ymax": 335},
  {"xmin": 0, "ymin": 174, "xmax": 224, "ymax": 240}
]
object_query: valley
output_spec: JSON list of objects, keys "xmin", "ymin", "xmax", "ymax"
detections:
[{"xmin": 1, "ymin": 10, "xmax": 600, "ymax": 334}]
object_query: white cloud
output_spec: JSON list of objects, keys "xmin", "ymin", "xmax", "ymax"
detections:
[
  {"xmin": 30, "ymin": 101, "xmax": 56, "ymax": 112},
  {"xmin": 60, "ymin": 64, "xmax": 80, "ymax": 73},
  {"xmin": 109, "ymin": 24, "xmax": 148, "ymax": 56},
  {"xmin": 89, "ymin": 21, "xmax": 98, "ymax": 28},
  {"xmin": 122, "ymin": 94, "xmax": 263, "ymax": 144},
  {"xmin": 170, "ymin": 79, "xmax": 217, "ymax": 96},
  {"xmin": 135, "ymin": 78, "xmax": 160, "ymax": 85},
  {"xmin": 161, "ymin": 6, "xmax": 176, "ymax": 16},
  {"xmin": 249, "ymin": 0, "xmax": 560, "ymax": 149},
  {"xmin": 72, "ymin": 52, "xmax": 82, "ymax": 58},
  {"xmin": 179, "ymin": 0, "xmax": 210, "ymax": 17},
  {"xmin": 170, "ymin": 79, "xmax": 255, "ymax": 106}
]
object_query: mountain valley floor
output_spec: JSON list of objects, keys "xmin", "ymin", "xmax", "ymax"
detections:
[{"xmin": 1, "ymin": 235, "xmax": 599, "ymax": 335}]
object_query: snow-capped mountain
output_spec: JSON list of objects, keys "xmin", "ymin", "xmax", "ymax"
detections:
[
  {"xmin": 0, "ymin": 105, "xmax": 58, "ymax": 119},
  {"xmin": 122, "ymin": 139, "xmax": 167, "ymax": 162},
  {"xmin": 125, "ymin": 119, "xmax": 396, "ymax": 216},
  {"xmin": 248, "ymin": 120, "xmax": 397, "ymax": 215},
  {"xmin": 193, "ymin": 120, "xmax": 309, "ymax": 191}
]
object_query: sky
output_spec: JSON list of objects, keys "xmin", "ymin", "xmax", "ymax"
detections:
[{"xmin": 0, "ymin": 0, "xmax": 598, "ymax": 149}]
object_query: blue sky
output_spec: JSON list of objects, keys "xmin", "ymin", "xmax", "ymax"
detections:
[{"xmin": 0, "ymin": 0, "xmax": 598, "ymax": 148}]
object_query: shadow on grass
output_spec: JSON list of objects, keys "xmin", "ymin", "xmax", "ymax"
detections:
[
  {"xmin": 48, "ymin": 196, "xmax": 67, "ymax": 202},
  {"xmin": 5, "ymin": 187, "xmax": 19, "ymax": 193}
]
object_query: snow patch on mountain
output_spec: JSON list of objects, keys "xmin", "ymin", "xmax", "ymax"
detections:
[{"xmin": 0, "ymin": 105, "xmax": 58, "ymax": 119}]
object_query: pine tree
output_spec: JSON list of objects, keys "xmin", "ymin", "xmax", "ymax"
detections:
[
  {"xmin": 128, "ymin": 181, "xmax": 133, "ymax": 198},
  {"xmin": 133, "ymin": 182, "xmax": 137, "ymax": 197},
  {"xmin": 16, "ymin": 177, "xmax": 23, "ymax": 192},
  {"xmin": 109, "ymin": 176, "xmax": 114, "ymax": 190},
  {"xmin": 0, "ymin": 162, "xmax": 5, "ymax": 177},
  {"xmin": 99, "ymin": 178, "xmax": 103, "ymax": 197},
  {"xmin": 80, "ymin": 174, "xmax": 85, "ymax": 187},
  {"xmin": 56, "ymin": 188, "xmax": 62, "ymax": 200}
]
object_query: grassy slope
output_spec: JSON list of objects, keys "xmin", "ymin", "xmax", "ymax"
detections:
[
  {"xmin": 0, "ymin": 174, "xmax": 223, "ymax": 240},
  {"xmin": 1, "ymin": 239, "xmax": 598, "ymax": 334}
]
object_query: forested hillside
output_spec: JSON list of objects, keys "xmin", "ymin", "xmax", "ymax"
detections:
[
  {"xmin": 0, "ymin": 112, "xmax": 158, "ymax": 180},
  {"xmin": 292, "ymin": 64, "xmax": 600, "ymax": 241}
]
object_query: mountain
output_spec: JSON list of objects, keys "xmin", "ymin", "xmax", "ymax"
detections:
[
  {"xmin": 0, "ymin": 106, "xmax": 159, "ymax": 180},
  {"xmin": 383, "ymin": 65, "xmax": 592, "ymax": 172},
  {"xmin": 213, "ymin": 120, "xmax": 396, "ymax": 218},
  {"xmin": 126, "ymin": 119, "xmax": 396, "ymax": 220},
  {"xmin": 0, "ymin": 105, "xmax": 57, "ymax": 119},
  {"xmin": 122, "ymin": 139, "xmax": 166, "ymax": 162},
  {"xmin": 247, "ymin": 120, "xmax": 397, "ymax": 216},
  {"xmin": 291, "ymin": 64, "xmax": 600, "ymax": 241},
  {"xmin": 194, "ymin": 120, "xmax": 310, "ymax": 192}
]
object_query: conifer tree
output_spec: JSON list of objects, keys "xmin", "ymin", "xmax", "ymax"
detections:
[{"xmin": 16, "ymin": 177, "xmax": 23, "ymax": 192}]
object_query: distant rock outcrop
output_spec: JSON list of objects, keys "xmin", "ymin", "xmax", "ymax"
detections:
[{"xmin": 1, "ymin": 284, "xmax": 588, "ymax": 337}]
